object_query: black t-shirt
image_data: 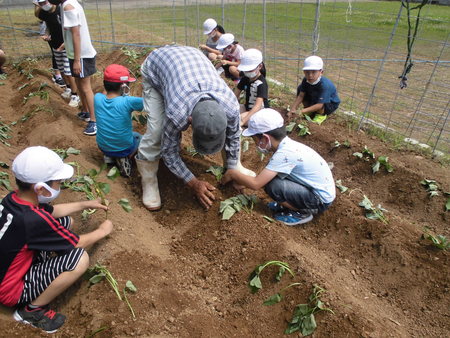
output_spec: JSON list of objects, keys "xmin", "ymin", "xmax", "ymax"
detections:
[
  {"xmin": 237, "ymin": 74, "xmax": 270, "ymax": 111},
  {"xmin": 38, "ymin": 7, "xmax": 63, "ymax": 49}
]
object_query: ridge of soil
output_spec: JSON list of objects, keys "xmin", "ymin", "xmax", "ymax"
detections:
[{"xmin": 0, "ymin": 51, "xmax": 448, "ymax": 337}]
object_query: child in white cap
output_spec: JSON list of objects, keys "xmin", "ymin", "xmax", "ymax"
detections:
[
  {"xmin": 0, "ymin": 146, "xmax": 113, "ymax": 333},
  {"xmin": 234, "ymin": 48, "xmax": 270, "ymax": 126},
  {"xmin": 291, "ymin": 55, "xmax": 340, "ymax": 124},
  {"xmin": 215, "ymin": 33, "xmax": 244, "ymax": 81},
  {"xmin": 221, "ymin": 108, "xmax": 335, "ymax": 226},
  {"xmin": 199, "ymin": 18, "xmax": 225, "ymax": 61}
]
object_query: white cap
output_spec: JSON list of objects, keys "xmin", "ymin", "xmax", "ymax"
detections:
[
  {"xmin": 12, "ymin": 146, "xmax": 74, "ymax": 184},
  {"xmin": 238, "ymin": 49, "xmax": 263, "ymax": 71},
  {"xmin": 242, "ymin": 109, "xmax": 284, "ymax": 137},
  {"xmin": 303, "ymin": 55, "xmax": 323, "ymax": 70},
  {"xmin": 216, "ymin": 33, "xmax": 234, "ymax": 50},
  {"xmin": 203, "ymin": 18, "xmax": 217, "ymax": 35}
]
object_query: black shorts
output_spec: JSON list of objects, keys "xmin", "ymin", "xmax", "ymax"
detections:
[
  {"xmin": 17, "ymin": 216, "xmax": 85, "ymax": 306},
  {"xmin": 69, "ymin": 56, "xmax": 97, "ymax": 78}
]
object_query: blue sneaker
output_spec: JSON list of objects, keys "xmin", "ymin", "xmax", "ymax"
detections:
[
  {"xmin": 274, "ymin": 211, "xmax": 313, "ymax": 226},
  {"xmin": 267, "ymin": 202, "xmax": 286, "ymax": 213},
  {"xmin": 83, "ymin": 121, "xmax": 97, "ymax": 136},
  {"xmin": 77, "ymin": 111, "xmax": 90, "ymax": 121}
]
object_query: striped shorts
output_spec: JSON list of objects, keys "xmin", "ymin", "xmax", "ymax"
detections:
[
  {"xmin": 51, "ymin": 48, "xmax": 72, "ymax": 76},
  {"xmin": 18, "ymin": 216, "xmax": 85, "ymax": 306}
]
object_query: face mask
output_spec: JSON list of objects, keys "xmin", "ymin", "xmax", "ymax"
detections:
[
  {"xmin": 208, "ymin": 31, "xmax": 216, "ymax": 38},
  {"xmin": 41, "ymin": 3, "xmax": 53, "ymax": 11},
  {"xmin": 307, "ymin": 76, "xmax": 321, "ymax": 85},
  {"xmin": 121, "ymin": 83, "xmax": 130, "ymax": 96},
  {"xmin": 257, "ymin": 136, "xmax": 272, "ymax": 154},
  {"xmin": 244, "ymin": 70, "xmax": 258, "ymax": 78},
  {"xmin": 35, "ymin": 182, "xmax": 61, "ymax": 204}
]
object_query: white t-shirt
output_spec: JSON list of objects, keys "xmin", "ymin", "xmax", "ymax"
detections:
[
  {"xmin": 265, "ymin": 137, "xmax": 336, "ymax": 203},
  {"xmin": 61, "ymin": 0, "xmax": 96, "ymax": 59}
]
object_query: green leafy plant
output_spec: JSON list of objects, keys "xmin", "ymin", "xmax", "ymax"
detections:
[
  {"xmin": 445, "ymin": 193, "xmax": 450, "ymax": 212},
  {"xmin": 0, "ymin": 119, "xmax": 12, "ymax": 146},
  {"xmin": 420, "ymin": 179, "xmax": 439, "ymax": 197},
  {"xmin": 359, "ymin": 195, "xmax": 388, "ymax": 224},
  {"xmin": 123, "ymin": 280, "xmax": 137, "ymax": 318},
  {"xmin": 0, "ymin": 162, "xmax": 9, "ymax": 168},
  {"xmin": 206, "ymin": 165, "xmax": 225, "ymax": 182},
  {"xmin": 0, "ymin": 172, "xmax": 12, "ymax": 191},
  {"xmin": 219, "ymin": 194, "xmax": 258, "ymax": 220},
  {"xmin": 23, "ymin": 89, "xmax": 49, "ymax": 104},
  {"xmin": 335, "ymin": 179, "xmax": 348, "ymax": 193},
  {"xmin": 263, "ymin": 282, "xmax": 301, "ymax": 306},
  {"xmin": 330, "ymin": 140, "xmax": 351, "ymax": 152},
  {"xmin": 131, "ymin": 112, "xmax": 147, "ymax": 126},
  {"xmin": 353, "ymin": 145, "xmax": 375, "ymax": 161},
  {"xmin": 184, "ymin": 146, "xmax": 203, "ymax": 158},
  {"xmin": 0, "ymin": 73, "xmax": 7, "ymax": 80},
  {"xmin": 53, "ymin": 147, "xmax": 81, "ymax": 160},
  {"xmin": 248, "ymin": 260, "xmax": 294, "ymax": 294},
  {"xmin": 372, "ymin": 156, "xmax": 394, "ymax": 174},
  {"xmin": 286, "ymin": 121, "xmax": 311, "ymax": 136},
  {"xmin": 285, "ymin": 285, "xmax": 334, "ymax": 335},
  {"xmin": 242, "ymin": 139, "xmax": 250, "ymax": 153},
  {"xmin": 421, "ymin": 228, "xmax": 450, "ymax": 250}
]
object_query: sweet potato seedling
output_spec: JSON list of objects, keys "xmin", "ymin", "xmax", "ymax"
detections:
[
  {"xmin": 359, "ymin": 195, "xmax": 388, "ymax": 224},
  {"xmin": 372, "ymin": 156, "xmax": 394, "ymax": 174},
  {"xmin": 206, "ymin": 165, "xmax": 225, "ymax": 182},
  {"xmin": 263, "ymin": 282, "xmax": 302, "ymax": 306},
  {"xmin": 285, "ymin": 285, "xmax": 334, "ymax": 336},
  {"xmin": 420, "ymin": 179, "xmax": 440, "ymax": 197},
  {"xmin": 0, "ymin": 119, "xmax": 12, "ymax": 146},
  {"xmin": 335, "ymin": 179, "xmax": 348, "ymax": 193},
  {"xmin": 185, "ymin": 146, "xmax": 203, "ymax": 158},
  {"xmin": 0, "ymin": 172, "xmax": 12, "ymax": 191},
  {"xmin": 330, "ymin": 140, "xmax": 351, "ymax": 152},
  {"xmin": 421, "ymin": 228, "xmax": 450, "ymax": 251},
  {"xmin": 286, "ymin": 121, "xmax": 311, "ymax": 136},
  {"xmin": 219, "ymin": 194, "xmax": 258, "ymax": 220},
  {"xmin": 53, "ymin": 147, "xmax": 80, "ymax": 160},
  {"xmin": 353, "ymin": 146, "xmax": 375, "ymax": 161},
  {"xmin": 248, "ymin": 260, "xmax": 294, "ymax": 294}
]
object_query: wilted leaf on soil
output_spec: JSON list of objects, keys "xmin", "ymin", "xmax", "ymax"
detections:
[
  {"xmin": 263, "ymin": 293, "xmax": 282, "ymax": 306},
  {"xmin": 118, "ymin": 198, "xmax": 132, "ymax": 213}
]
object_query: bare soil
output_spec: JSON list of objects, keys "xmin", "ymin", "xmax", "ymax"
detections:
[{"xmin": 0, "ymin": 51, "xmax": 448, "ymax": 337}]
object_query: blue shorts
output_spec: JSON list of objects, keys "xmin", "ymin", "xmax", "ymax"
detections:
[
  {"xmin": 101, "ymin": 132, "xmax": 142, "ymax": 158},
  {"xmin": 264, "ymin": 176, "xmax": 332, "ymax": 215}
]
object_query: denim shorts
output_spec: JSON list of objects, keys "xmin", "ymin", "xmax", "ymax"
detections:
[{"xmin": 264, "ymin": 176, "xmax": 332, "ymax": 215}]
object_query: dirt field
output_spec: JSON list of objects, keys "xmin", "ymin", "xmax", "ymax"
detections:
[{"xmin": 0, "ymin": 50, "xmax": 448, "ymax": 337}]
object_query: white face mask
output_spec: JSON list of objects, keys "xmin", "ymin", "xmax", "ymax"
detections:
[
  {"xmin": 35, "ymin": 182, "xmax": 61, "ymax": 204},
  {"xmin": 121, "ymin": 83, "xmax": 130, "ymax": 96},
  {"xmin": 307, "ymin": 76, "xmax": 321, "ymax": 85},
  {"xmin": 41, "ymin": 3, "xmax": 53, "ymax": 11},
  {"xmin": 244, "ymin": 70, "xmax": 258, "ymax": 79},
  {"xmin": 208, "ymin": 31, "xmax": 217, "ymax": 38},
  {"xmin": 256, "ymin": 136, "xmax": 272, "ymax": 154}
]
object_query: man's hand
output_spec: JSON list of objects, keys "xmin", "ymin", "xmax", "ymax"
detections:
[
  {"xmin": 187, "ymin": 178, "xmax": 216, "ymax": 209},
  {"xmin": 98, "ymin": 220, "xmax": 113, "ymax": 237},
  {"xmin": 72, "ymin": 59, "xmax": 81, "ymax": 76},
  {"xmin": 84, "ymin": 198, "xmax": 108, "ymax": 211}
]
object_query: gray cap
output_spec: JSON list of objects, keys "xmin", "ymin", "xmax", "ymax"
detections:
[{"xmin": 191, "ymin": 99, "xmax": 227, "ymax": 155}]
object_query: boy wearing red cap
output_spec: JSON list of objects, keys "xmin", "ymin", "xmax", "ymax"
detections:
[
  {"xmin": 0, "ymin": 146, "xmax": 113, "ymax": 333},
  {"xmin": 94, "ymin": 64, "xmax": 144, "ymax": 177}
]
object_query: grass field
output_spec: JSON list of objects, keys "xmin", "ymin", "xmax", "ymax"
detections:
[{"xmin": 1, "ymin": 1, "xmax": 449, "ymax": 151}]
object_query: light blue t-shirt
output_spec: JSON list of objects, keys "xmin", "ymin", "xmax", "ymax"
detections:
[
  {"xmin": 265, "ymin": 137, "xmax": 336, "ymax": 203},
  {"xmin": 94, "ymin": 93, "xmax": 144, "ymax": 152}
]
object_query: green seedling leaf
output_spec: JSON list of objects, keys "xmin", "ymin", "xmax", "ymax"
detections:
[
  {"xmin": 0, "ymin": 172, "xmax": 12, "ymax": 191},
  {"xmin": 286, "ymin": 121, "xmax": 296, "ymax": 133},
  {"xmin": 66, "ymin": 147, "xmax": 80, "ymax": 155},
  {"xmin": 304, "ymin": 115, "xmax": 313, "ymax": 122},
  {"xmin": 0, "ymin": 162, "xmax": 8, "ymax": 168},
  {"xmin": 429, "ymin": 191, "xmax": 439, "ymax": 197},
  {"xmin": 259, "ymin": 152, "xmax": 265, "ymax": 161},
  {"xmin": 220, "ymin": 194, "xmax": 258, "ymax": 220},
  {"xmin": 248, "ymin": 274, "xmax": 262, "ymax": 293},
  {"xmin": 422, "ymin": 229, "xmax": 450, "ymax": 250},
  {"xmin": 262, "ymin": 215, "xmax": 275, "ymax": 223},
  {"xmin": 221, "ymin": 205, "xmax": 236, "ymax": 220},
  {"xmin": 125, "ymin": 280, "xmax": 137, "ymax": 292},
  {"xmin": 297, "ymin": 123, "xmax": 311, "ymax": 136},
  {"xmin": 335, "ymin": 179, "xmax": 348, "ymax": 193},
  {"xmin": 89, "ymin": 273, "xmax": 106, "ymax": 284},
  {"xmin": 372, "ymin": 161, "xmax": 380, "ymax": 174},
  {"xmin": 301, "ymin": 313, "xmax": 317, "ymax": 336},
  {"xmin": 275, "ymin": 266, "xmax": 286, "ymax": 282},
  {"xmin": 206, "ymin": 165, "xmax": 225, "ymax": 182},
  {"xmin": 446, "ymin": 198, "xmax": 450, "ymax": 212},
  {"xmin": 97, "ymin": 182, "xmax": 110, "ymax": 195},
  {"xmin": 107, "ymin": 167, "xmax": 120, "ymax": 180},
  {"xmin": 263, "ymin": 293, "xmax": 282, "ymax": 306},
  {"xmin": 118, "ymin": 198, "xmax": 132, "ymax": 213},
  {"xmin": 242, "ymin": 139, "xmax": 249, "ymax": 153},
  {"xmin": 353, "ymin": 152, "xmax": 363, "ymax": 159}
]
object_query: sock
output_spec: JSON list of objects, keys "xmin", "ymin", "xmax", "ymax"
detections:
[
  {"xmin": 26, "ymin": 304, "xmax": 43, "ymax": 311},
  {"xmin": 54, "ymin": 74, "xmax": 62, "ymax": 80}
]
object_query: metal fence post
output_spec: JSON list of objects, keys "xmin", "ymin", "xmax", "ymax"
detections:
[
  {"xmin": 108, "ymin": 0, "xmax": 116, "ymax": 45},
  {"xmin": 241, "ymin": 0, "xmax": 248, "ymax": 43},
  {"xmin": 262, "ymin": 0, "xmax": 266, "ymax": 62},
  {"xmin": 312, "ymin": 0, "xmax": 320, "ymax": 54},
  {"xmin": 172, "ymin": 0, "xmax": 177, "ymax": 43},
  {"xmin": 184, "ymin": 0, "xmax": 188, "ymax": 46},
  {"xmin": 221, "ymin": 0, "xmax": 225, "ymax": 27}
]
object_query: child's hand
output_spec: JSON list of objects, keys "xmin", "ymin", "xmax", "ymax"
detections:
[
  {"xmin": 221, "ymin": 169, "xmax": 235, "ymax": 185},
  {"xmin": 99, "ymin": 220, "xmax": 113, "ymax": 237},
  {"xmin": 232, "ymin": 182, "xmax": 245, "ymax": 193},
  {"xmin": 85, "ymin": 198, "xmax": 108, "ymax": 211},
  {"xmin": 199, "ymin": 44, "xmax": 207, "ymax": 50}
]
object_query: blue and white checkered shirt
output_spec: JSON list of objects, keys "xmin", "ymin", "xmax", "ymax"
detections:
[{"xmin": 141, "ymin": 45, "xmax": 240, "ymax": 183}]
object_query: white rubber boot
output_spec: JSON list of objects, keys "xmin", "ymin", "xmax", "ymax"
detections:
[
  {"xmin": 222, "ymin": 148, "xmax": 256, "ymax": 177},
  {"xmin": 135, "ymin": 157, "xmax": 161, "ymax": 210}
]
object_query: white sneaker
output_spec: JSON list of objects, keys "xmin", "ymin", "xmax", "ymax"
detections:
[
  {"xmin": 217, "ymin": 67, "xmax": 224, "ymax": 75},
  {"xmin": 68, "ymin": 95, "xmax": 80, "ymax": 107},
  {"xmin": 61, "ymin": 88, "xmax": 72, "ymax": 100}
]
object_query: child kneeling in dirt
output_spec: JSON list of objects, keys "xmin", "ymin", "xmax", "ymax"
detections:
[
  {"xmin": 221, "ymin": 108, "xmax": 335, "ymax": 226},
  {"xmin": 234, "ymin": 49, "xmax": 269, "ymax": 126},
  {"xmin": 94, "ymin": 64, "xmax": 144, "ymax": 177},
  {"xmin": 0, "ymin": 146, "xmax": 113, "ymax": 333},
  {"xmin": 290, "ymin": 56, "xmax": 340, "ymax": 125}
]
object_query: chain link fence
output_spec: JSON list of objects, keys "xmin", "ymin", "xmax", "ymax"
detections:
[{"xmin": 1, "ymin": 0, "xmax": 449, "ymax": 153}]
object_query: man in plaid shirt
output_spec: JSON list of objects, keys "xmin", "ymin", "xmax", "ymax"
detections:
[{"xmin": 137, "ymin": 45, "xmax": 252, "ymax": 210}]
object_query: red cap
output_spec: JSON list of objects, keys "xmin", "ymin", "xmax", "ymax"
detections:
[{"xmin": 103, "ymin": 64, "xmax": 136, "ymax": 83}]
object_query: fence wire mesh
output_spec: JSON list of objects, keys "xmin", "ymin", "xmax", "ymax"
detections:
[{"xmin": 1, "ymin": 0, "xmax": 449, "ymax": 153}]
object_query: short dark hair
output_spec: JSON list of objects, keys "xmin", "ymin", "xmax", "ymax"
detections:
[
  {"xmin": 216, "ymin": 25, "xmax": 225, "ymax": 34},
  {"xmin": 103, "ymin": 80, "xmax": 123, "ymax": 92},
  {"xmin": 15, "ymin": 178, "xmax": 56, "ymax": 191},
  {"xmin": 256, "ymin": 126, "xmax": 286, "ymax": 141}
]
